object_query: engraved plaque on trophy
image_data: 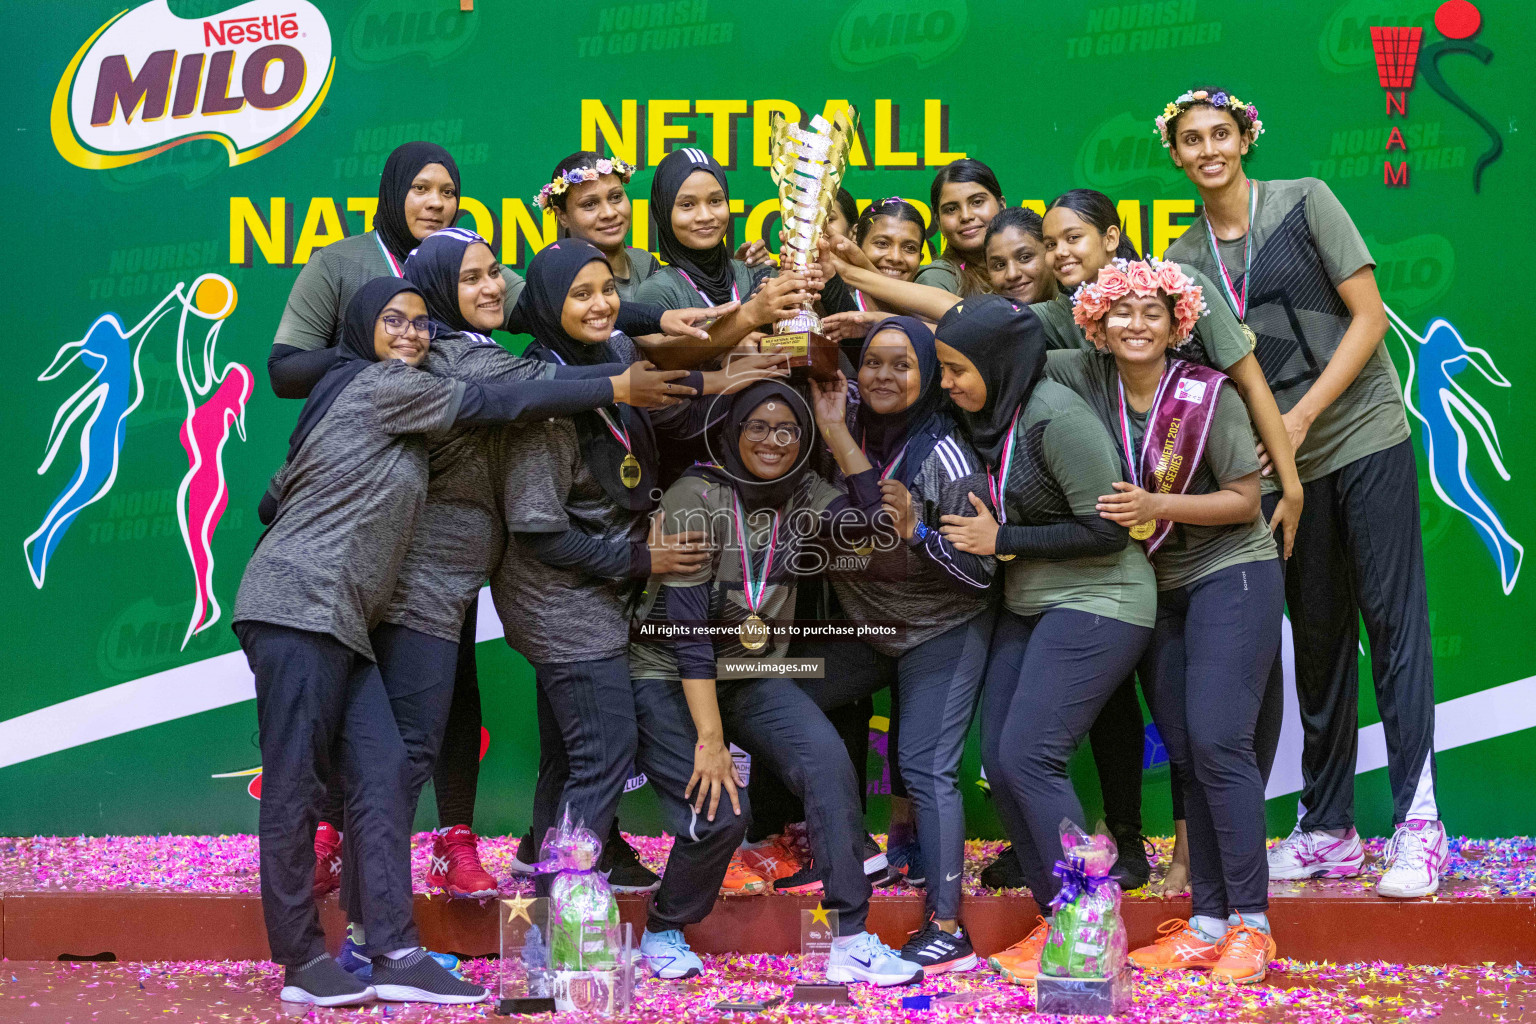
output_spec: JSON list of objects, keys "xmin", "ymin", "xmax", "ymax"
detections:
[{"xmin": 767, "ymin": 108, "xmax": 858, "ymax": 382}]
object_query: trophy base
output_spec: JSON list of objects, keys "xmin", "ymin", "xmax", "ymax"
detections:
[
  {"xmin": 1033, "ymin": 968, "xmax": 1133, "ymax": 1016},
  {"xmin": 768, "ymin": 330, "xmax": 840, "ymax": 383}
]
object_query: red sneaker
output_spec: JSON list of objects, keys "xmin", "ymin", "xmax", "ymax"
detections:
[
  {"xmin": 426, "ymin": 825, "xmax": 499, "ymax": 898},
  {"xmin": 312, "ymin": 821, "xmax": 342, "ymax": 899}
]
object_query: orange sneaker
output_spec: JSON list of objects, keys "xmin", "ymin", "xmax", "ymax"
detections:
[
  {"xmin": 719, "ymin": 852, "xmax": 767, "ymax": 895},
  {"xmin": 1129, "ymin": 919, "xmax": 1223, "ymax": 971},
  {"xmin": 1211, "ymin": 924, "xmax": 1276, "ymax": 984},
  {"xmin": 987, "ymin": 916, "xmax": 1050, "ymax": 984},
  {"xmin": 737, "ymin": 835, "xmax": 803, "ymax": 885}
]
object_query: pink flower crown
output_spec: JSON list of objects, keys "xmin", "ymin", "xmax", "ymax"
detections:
[
  {"xmin": 534, "ymin": 158, "xmax": 635, "ymax": 210},
  {"xmin": 1154, "ymin": 89, "xmax": 1264, "ymax": 149},
  {"xmin": 1071, "ymin": 258, "xmax": 1208, "ymax": 347}
]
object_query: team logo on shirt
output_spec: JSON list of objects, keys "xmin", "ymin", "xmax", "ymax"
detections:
[
  {"xmin": 1172, "ymin": 378, "xmax": 1208, "ymax": 404},
  {"xmin": 25, "ymin": 275, "xmax": 253, "ymax": 649},
  {"xmin": 51, "ymin": 0, "xmax": 334, "ymax": 170}
]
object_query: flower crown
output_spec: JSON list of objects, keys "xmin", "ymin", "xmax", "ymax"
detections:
[
  {"xmin": 1154, "ymin": 90, "xmax": 1264, "ymax": 150},
  {"xmin": 1071, "ymin": 258, "xmax": 1208, "ymax": 347},
  {"xmin": 534, "ymin": 158, "xmax": 635, "ymax": 210}
]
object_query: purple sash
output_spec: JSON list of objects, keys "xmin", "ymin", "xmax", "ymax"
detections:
[{"xmin": 1118, "ymin": 359, "xmax": 1230, "ymax": 555}]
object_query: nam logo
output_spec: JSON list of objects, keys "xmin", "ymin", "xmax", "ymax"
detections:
[{"xmin": 52, "ymin": 0, "xmax": 334, "ymax": 170}]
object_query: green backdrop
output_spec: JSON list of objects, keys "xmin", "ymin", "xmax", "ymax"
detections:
[{"xmin": 4, "ymin": 0, "xmax": 1532, "ymax": 841}]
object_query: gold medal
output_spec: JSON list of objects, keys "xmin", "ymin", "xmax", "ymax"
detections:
[
  {"xmin": 619, "ymin": 452, "xmax": 641, "ymax": 489},
  {"xmin": 739, "ymin": 614, "xmax": 769, "ymax": 651},
  {"xmin": 1239, "ymin": 322, "xmax": 1257, "ymax": 349},
  {"xmin": 1130, "ymin": 521, "xmax": 1156, "ymax": 541},
  {"xmin": 996, "ymin": 553, "xmax": 1016, "ymax": 562},
  {"xmin": 853, "ymin": 542, "xmax": 874, "ymax": 557}
]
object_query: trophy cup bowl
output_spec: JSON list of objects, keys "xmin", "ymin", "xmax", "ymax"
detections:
[{"xmin": 767, "ymin": 108, "xmax": 858, "ymax": 383}]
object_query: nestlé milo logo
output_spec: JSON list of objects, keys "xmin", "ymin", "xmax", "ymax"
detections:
[
  {"xmin": 344, "ymin": 0, "xmax": 478, "ymax": 69},
  {"xmin": 832, "ymin": 0, "xmax": 968, "ymax": 71}
]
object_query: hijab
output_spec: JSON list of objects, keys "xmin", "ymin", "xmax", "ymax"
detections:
[
  {"xmin": 854, "ymin": 316, "xmax": 952, "ymax": 487},
  {"xmin": 402, "ymin": 227, "xmax": 491, "ymax": 334},
  {"xmin": 935, "ymin": 294, "xmax": 1048, "ymax": 467},
  {"xmin": 512, "ymin": 239, "xmax": 660, "ymax": 510},
  {"xmin": 650, "ymin": 147, "xmax": 735, "ymax": 305},
  {"xmin": 687, "ymin": 381, "xmax": 816, "ymax": 515},
  {"xmin": 285, "ymin": 277, "xmax": 423, "ymax": 463},
  {"xmin": 375, "ymin": 142, "xmax": 462, "ymax": 265}
]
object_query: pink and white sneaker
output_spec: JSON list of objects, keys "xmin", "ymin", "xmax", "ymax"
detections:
[
  {"xmin": 1267, "ymin": 826, "xmax": 1365, "ymax": 880},
  {"xmin": 1376, "ymin": 819, "xmax": 1449, "ymax": 898}
]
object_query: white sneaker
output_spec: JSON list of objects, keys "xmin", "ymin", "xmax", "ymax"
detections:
[
  {"xmin": 825, "ymin": 931, "xmax": 923, "ymax": 987},
  {"xmin": 1376, "ymin": 819, "xmax": 1449, "ymax": 898},
  {"xmin": 639, "ymin": 928, "xmax": 703, "ymax": 980},
  {"xmin": 1267, "ymin": 825, "xmax": 1365, "ymax": 880}
]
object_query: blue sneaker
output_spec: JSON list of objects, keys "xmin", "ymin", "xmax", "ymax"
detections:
[
  {"xmin": 826, "ymin": 931, "xmax": 923, "ymax": 987},
  {"xmin": 887, "ymin": 835, "xmax": 926, "ymax": 888},
  {"xmin": 337, "ymin": 938, "xmax": 461, "ymax": 982},
  {"xmin": 639, "ymin": 928, "xmax": 703, "ymax": 980}
]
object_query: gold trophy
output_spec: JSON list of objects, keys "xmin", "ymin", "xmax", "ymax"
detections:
[{"xmin": 766, "ymin": 108, "xmax": 858, "ymax": 382}]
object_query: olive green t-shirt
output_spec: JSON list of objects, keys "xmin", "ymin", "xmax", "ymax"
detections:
[
  {"xmin": 629, "ymin": 472, "xmax": 845, "ymax": 679},
  {"xmin": 998, "ymin": 378, "xmax": 1156, "ymax": 627},
  {"xmin": 914, "ymin": 258, "xmax": 963, "ymax": 295},
  {"xmin": 1164, "ymin": 177, "xmax": 1409, "ymax": 482},
  {"xmin": 632, "ymin": 260, "xmax": 760, "ymax": 311},
  {"xmin": 1029, "ymin": 264, "xmax": 1256, "ymax": 372},
  {"xmin": 272, "ymin": 230, "xmax": 527, "ymax": 353},
  {"xmin": 1046, "ymin": 351, "xmax": 1277, "ymax": 591},
  {"xmin": 613, "ymin": 247, "xmax": 660, "ymax": 303}
]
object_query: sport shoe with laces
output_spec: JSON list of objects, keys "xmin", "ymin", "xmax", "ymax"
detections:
[
  {"xmin": 719, "ymin": 851, "xmax": 768, "ymax": 895},
  {"xmin": 773, "ymin": 857, "xmax": 824, "ymax": 894},
  {"xmin": 826, "ymin": 930, "xmax": 923, "ymax": 986},
  {"xmin": 979, "ymin": 845, "xmax": 1027, "ymax": 890},
  {"xmin": 738, "ymin": 834, "xmax": 805, "ymax": 886},
  {"xmin": 1210, "ymin": 924, "xmax": 1276, "ymax": 984},
  {"xmin": 1128, "ymin": 919, "xmax": 1223, "ymax": 970},
  {"xmin": 1109, "ymin": 830, "xmax": 1154, "ymax": 890},
  {"xmin": 987, "ymin": 916, "xmax": 1050, "ymax": 983},
  {"xmin": 425, "ymin": 825, "xmax": 499, "ymax": 898},
  {"xmin": 863, "ymin": 834, "xmax": 893, "ymax": 886},
  {"xmin": 1267, "ymin": 825, "xmax": 1365, "ymax": 880},
  {"xmin": 601, "ymin": 823, "xmax": 661, "ymax": 893},
  {"xmin": 640, "ymin": 928, "xmax": 703, "ymax": 979},
  {"xmin": 282, "ymin": 952, "xmax": 374, "ymax": 1006},
  {"xmin": 312, "ymin": 822, "xmax": 342, "ymax": 899},
  {"xmin": 1377, "ymin": 819, "xmax": 1448, "ymax": 898},
  {"xmin": 886, "ymin": 831, "xmax": 926, "ymax": 887},
  {"xmin": 900, "ymin": 917, "xmax": 977, "ymax": 974},
  {"xmin": 371, "ymin": 948, "xmax": 487, "ymax": 1003}
]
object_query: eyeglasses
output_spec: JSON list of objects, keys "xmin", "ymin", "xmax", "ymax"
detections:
[
  {"xmin": 378, "ymin": 314, "xmax": 438, "ymax": 339},
  {"xmin": 742, "ymin": 419, "xmax": 802, "ymax": 446}
]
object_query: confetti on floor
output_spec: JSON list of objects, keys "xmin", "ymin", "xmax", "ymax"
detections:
[
  {"xmin": 1, "ymin": 956, "xmax": 1531, "ymax": 1023},
  {"xmin": 1, "ymin": 833, "xmax": 1531, "ymax": 900}
]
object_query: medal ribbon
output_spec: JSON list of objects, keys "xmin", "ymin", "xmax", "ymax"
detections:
[
  {"xmin": 541, "ymin": 349, "xmax": 632, "ymax": 451},
  {"xmin": 859, "ymin": 429, "xmax": 907, "ymax": 481},
  {"xmin": 731, "ymin": 494, "xmax": 779, "ymax": 616},
  {"xmin": 376, "ymin": 234, "xmax": 404, "ymax": 278},
  {"xmin": 1203, "ymin": 182, "xmax": 1258, "ymax": 321},
  {"xmin": 853, "ymin": 289, "xmax": 868, "ymax": 312},
  {"xmin": 674, "ymin": 268, "xmax": 741, "ymax": 308},
  {"xmin": 986, "ymin": 407, "xmax": 1022, "ymax": 524},
  {"xmin": 1116, "ymin": 366, "xmax": 1177, "ymax": 491}
]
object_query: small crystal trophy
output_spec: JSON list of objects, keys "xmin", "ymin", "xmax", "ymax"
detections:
[
  {"xmin": 767, "ymin": 107, "xmax": 858, "ymax": 382},
  {"xmin": 497, "ymin": 894, "xmax": 554, "ymax": 1014},
  {"xmin": 798, "ymin": 904, "xmax": 838, "ymax": 977}
]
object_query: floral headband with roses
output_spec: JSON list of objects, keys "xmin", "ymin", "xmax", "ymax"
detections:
[
  {"xmin": 1071, "ymin": 258, "xmax": 1208, "ymax": 346},
  {"xmin": 534, "ymin": 158, "xmax": 636, "ymax": 210},
  {"xmin": 1154, "ymin": 89, "xmax": 1264, "ymax": 150}
]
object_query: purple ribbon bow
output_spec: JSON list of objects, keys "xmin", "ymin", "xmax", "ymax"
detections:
[{"xmin": 1050, "ymin": 855, "xmax": 1112, "ymax": 909}]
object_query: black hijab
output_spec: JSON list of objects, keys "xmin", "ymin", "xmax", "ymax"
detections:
[
  {"xmin": 688, "ymin": 381, "xmax": 816, "ymax": 514},
  {"xmin": 286, "ymin": 278, "xmax": 423, "ymax": 462},
  {"xmin": 854, "ymin": 316, "xmax": 952, "ymax": 487},
  {"xmin": 402, "ymin": 227, "xmax": 490, "ymax": 334},
  {"xmin": 376, "ymin": 142, "xmax": 462, "ymax": 265},
  {"xmin": 935, "ymin": 295, "xmax": 1048, "ymax": 467},
  {"xmin": 513, "ymin": 239, "xmax": 660, "ymax": 510},
  {"xmin": 650, "ymin": 147, "xmax": 735, "ymax": 305}
]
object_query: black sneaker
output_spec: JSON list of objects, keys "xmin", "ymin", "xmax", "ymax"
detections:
[
  {"xmin": 510, "ymin": 826, "xmax": 538, "ymax": 876},
  {"xmin": 602, "ymin": 821, "xmax": 661, "ymax": 893},
  {"xmin": 900, "ymin": 919, "xmax": 978, "ymax": 975},
  {"xmin": 979, "ymin": 846, "xmax": 1028, "ymax": 890},
  {"xmin": 371, "ymin": 948, "xmax": 487, "ymax": 1004},
  {"xmin": 775, "ymin": 858, "xmax": 824, "ymax": 894},
  {"xmin": 863, "ymin": 834, "xmax": 893, "ymax": 886},
  {"xmin": 1108, "ymin": 830, "xmax": 1153, "ymax": 891},
  {"xmin": 280, "ymin": 952, "xmax": 375, "ymax": 1006}
]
